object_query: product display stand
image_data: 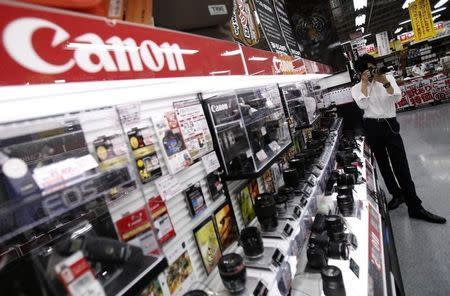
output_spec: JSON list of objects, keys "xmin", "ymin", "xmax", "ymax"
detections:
[{"xmin": 291, "ymin": 135, "xmax": 405, "ymax": 296}]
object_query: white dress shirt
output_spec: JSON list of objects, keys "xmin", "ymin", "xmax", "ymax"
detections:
[{"xmin": 351, "ymin": 74, "xmax": 402, "ymax": 118}]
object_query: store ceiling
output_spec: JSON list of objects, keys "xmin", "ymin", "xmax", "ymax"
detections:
[{"xmin": 331, "ymin": 0, "xmax": 450, "ymax": 43}]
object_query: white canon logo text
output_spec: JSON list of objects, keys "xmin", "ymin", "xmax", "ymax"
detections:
[
  {"xmin": 3, "ymin": 17, "xmax": 195, "ymax": 74},
  {"xmin": 211, "ymin": 103, "xmax": 229, "ymax": 113}
]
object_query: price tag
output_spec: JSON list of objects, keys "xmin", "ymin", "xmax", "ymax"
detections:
[
  {"xmin": 117, "ymin": 103, "xmax": 141, "ymax": 127},
  {"xmin": 350, "ymin": 258, "xmax": 360, "ymax": 278},
  {"xmin": 256, "ymin": 150, "xmax": 268, "ymax": 162},
  {"xmin": 246, "ymin": 149, "xmax": 253, "ymax": 158},
  {"xmin": 155, "ymin": 175, "xmax": 182, "ymax": 201},
  {"xmin": 201, "ymin": 152, "xmax": 221, "ymax": 174},
  {"xmin": 261, "ymin": 126, "xmax": 267, "ymax": 136},
  {"xmin": 55, "ymin": 251, "xmax": 106, "ymax": 296},
  {"xmin": 268, "ymin": 141, "xmax": 281, "ymax": 152}
]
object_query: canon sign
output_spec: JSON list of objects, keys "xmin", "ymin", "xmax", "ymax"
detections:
[
  {"xmin": 2, "ymin": 17, "xmax": 194, "ymax": 75},
  {"xmin": 211, "ymin": 103, "xmax": 229, "ymax": 113}
]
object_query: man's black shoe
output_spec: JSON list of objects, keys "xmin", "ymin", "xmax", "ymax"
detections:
[
  {"xmin": 409, "ymin": 208, "xmax": 447, "ymax": 224},
  {"xmin": 387, "ymin": 197, "xmax": 404, "ymax": 210}
]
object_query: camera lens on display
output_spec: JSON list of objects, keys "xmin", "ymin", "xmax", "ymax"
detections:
[
  {"xmin": 218, "ymin": 253, "xmax": 247, "ymax": 293},
  {"xmin": 311, "ymin": 214, "xmax": 327, "ymax": 234},
  {"xmin": 278, "ymin": 185, "xmax": 295, "ymax": 202},
  {"xmin": 183, "ymin": 290, "xmax": 208, "ymax": 296},
  {"xmin": 344, "ymin": 166, "xmax": 359, "ymax": 181},
  {"xmin": 289, "ymin": 158, "xmax": 306, "ymax": 178},
  {"xmin": 254, "ymin": 193, "xmax": 278, "ymax": 231},
  {"xmin": 321, "ymin": 265, "xmax": 346, "ymax": 296},
  {"xmin": 337, "ymin": 195, "xmax": 354, "ymax": 217},
  {"xmin": 309, "ymin": 232, "xmax": 329, "ymax": 248},
  {"xmin": 337, "ymin": 173, "xmax": 355, "ymax": 187},
  {"xmin": 325, "ymin": 215, "xmax": 345, "ymax": 234},
  {"xmin": 327, "ymin": 241, "xmax": 349, "ymax": 260},
  {"xmin": 240, "ymin": 227, "xmax": 264, "ymax": 258},
  {"xmin": 307, "ymin": 243, "xmax": 328, "ymax": 269},
  {"xmin": 274, "ymin": 192, "xmax": 288, "ymax": 215},
  {"xmin": 329, "ymin": 231, "xmax": 346, "ymax": 242},
  {"xmin": 337, "ymin": 185, "xmax": 353, "ymax": 198},
  {"xmin": 283, "ymin": 168, "xmax": 299, "ymax": 188}
]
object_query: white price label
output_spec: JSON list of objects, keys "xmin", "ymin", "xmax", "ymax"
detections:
[
  {"xmin": 117, "ymin": 103, "xmax": 141, "ymax": 127},
  {"xmin": 256, "ymin": 150, "xmax": 268, "ymax": 162},
  {"xmin": 268, "ymin": 141, "xmax": 281, "ymax": 152},
  {"xmin": 155, "ymin": 175, "xmax": 182, "ymax": 201},
  {"xmin": 261, "ymin": 126, "xmax": 267, "ymax": 136},
  {"xmin": 201, "ymin": 152, "xmax": 221, "ymax": 174}
]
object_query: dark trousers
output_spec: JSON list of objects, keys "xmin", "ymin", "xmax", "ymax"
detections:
[{"xmin": 364, "ymin": 118, "xmax": 422, "ymax": 210}]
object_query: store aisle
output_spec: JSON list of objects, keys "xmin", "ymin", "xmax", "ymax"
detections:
[{"xmin": 378, "ymin": 103, "xmax": 450, "ymax": 296}]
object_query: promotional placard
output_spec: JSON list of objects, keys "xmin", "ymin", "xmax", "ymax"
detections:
[
  {"xmin": 148, "ymin": 195, "xmax": 176, "ymax": 245},
  {"xmin": 184, "ymin": 182, "xmax": 207, "ymax": 217},
  {"xmin": 193, "ymin": 217, "xmax": 222, "ymax": 274},
  {"xmin": 409, "ymin": 0, "xmax": 436, "ymax": 42},
  {"xmin": 214, "ymin": 201, "xmax": 239, "ymax": 250},
  {"xmin": 155, "ymin": 175, "xmax": 182, "ymax": 201}
]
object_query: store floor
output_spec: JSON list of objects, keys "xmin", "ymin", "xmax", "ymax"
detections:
[{"xmin": 377, "ymin": 102, "xmax": 450, "ymax": 296}]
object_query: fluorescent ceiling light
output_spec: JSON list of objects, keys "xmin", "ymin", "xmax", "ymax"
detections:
[
  {"xmin": 353, "ymin": 0, "xmax": 367, "ymax": 10},
  {"xmin": 434, "ymin": 0, "xmax": 448, "ymax": 8},
  {"xmin": 433, "ymin": 14, "xmax": 442, "ymax": 21},
  {"xmin": 355, "ymin": 14, "xmax": 366, "ymax": 26},
  {"xmin": 395, "ymin": 27, "xmax": 404, "ymax": 34},
  {"xmin": 432, "ymin": 7, "xmax": 447, "ymax": 13},
  {"xmin": 402, "ymin": 0, "xmax": 415, "ymax": 9}
]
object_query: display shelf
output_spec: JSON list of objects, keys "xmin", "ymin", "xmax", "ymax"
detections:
[
  {"xmin": 295, "ymin": 113, "xmax": 321, "ymax": 130},
  {"xmin": 222, "ymin": 142, "xmax": 292, "ymax": 181}
]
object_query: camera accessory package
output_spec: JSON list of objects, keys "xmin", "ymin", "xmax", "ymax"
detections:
[{"xmin": 184, "ymin": 182, "xmax": 207, "ymax": 217}]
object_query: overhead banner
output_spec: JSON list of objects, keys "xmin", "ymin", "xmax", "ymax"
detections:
[
  {"xmin": 375, "ymin": 31, "xmax": 391, "ymax": 57},
  {"xmin": 408, "ymin": 0, "xmax": 436, "ymax": 42}
]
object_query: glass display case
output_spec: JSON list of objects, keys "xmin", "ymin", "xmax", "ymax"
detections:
[
  {"xmin": 279, "ymin": 82, "xmax": 320, "ymax": 130},
  {"xmin": 0, "ymin": 108, "xmax": 167, "ymax": 296},
  {"xmin": 202, "ymin": 85, "xmax": 291, "ymax": 179}
]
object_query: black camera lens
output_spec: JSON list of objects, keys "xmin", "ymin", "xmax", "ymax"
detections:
[
  {"xmin": 321, "ymin": 265, "xmax": 346, "ymax": 296},
  {"xmin": 274, "ymin": 192, "xmax": 288, "ymax": 215},
  {"xmin": 183, "ymin": 290, "xmax": 209, "ymax": 296},
  {"xmin": 289, "ymin": 158, "xmax": 306, "ymax": 178},
  {"xmin": 329, "ymin": 230, "xmax": 346, "ymax": 242},
  {"xmin": 311, "ymin": 214, "xmax": 327, "ymax": 234},
  {"xmin": 283, "ymin": 168, "xmax": 299, "ymax": 188},
  {"xmin": 309, "ymin": 232, "xmax": 329, "ymax": 248},
  {"xmin": 240, "ymin": 227, "xmax": 264, "ymax": 258},
  {"xmin": 325, "ymin": 215, "xmax": 345, "ymax": 234},
  {"xmin": 337, "ymin": 173, "xmax": 355, "ymax": 187},
  {"xmin": 307, "ymin": 243, "xmax": 328, "ymax": 269},
  {"xmin": 337, "ymin": 185, "xmax": 353, "ymax": 197},
  {"xmin": 327, "ymin": 241, "xmax": 349, "ymax": 260},
  {"xmin": 278, "ymin": 185, "xmax": 295, "ymax": 202},
  {"xmin": 218, "ymin": 253, "xmax": 247, "ymax": 293},
  {"xmin": 337, "ymin": 195, "xmax": 354, "ymax": 217},
  {"xmin": 254, "ymin": 193, "xmax": 278, "ymax": 231}
]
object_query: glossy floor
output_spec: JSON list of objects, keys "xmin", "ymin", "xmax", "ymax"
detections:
[{"xmin": 378, "ymin": 102, "xmax": 450, "ymax": 296}]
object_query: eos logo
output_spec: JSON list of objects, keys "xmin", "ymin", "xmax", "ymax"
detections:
[
  {"xmin": 2, "ymin": 17, "xmax": 195, "ymax": 75},
  {"xmin": 211, "ymin": 103, "xmax": 229, "ymax": 113}
]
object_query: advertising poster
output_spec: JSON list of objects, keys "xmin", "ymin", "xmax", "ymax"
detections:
[
  {"xmin": 193, "ymin": 217, "xmax": 222, "ymax": 274},
  {"xmin": 230, "ymin": 0, "xmax": 263, "ymax": 47},
  {"xmin": 148, "ymin": 195, "xmax": 176, "ymax": 245},
  {"xmin": 248, "ymin": 179, "xmax": 260, "ymax": 202},
  {"xmin": 214, "ymin": 202, "xmax": 239, "ymax": 250},
  {"xmin": 138, "ymin": 278, "xmax": 164, "ymax": 296},
  {"xmin": 409, "ymin": 0, "xmax": 436, "ymax": 42},
  {"xmin": 165, "ymin": 245, "xmax": 194, "ymax": 296},
  {"xmin": 206, "ymin": 171, "xmax": 224, "ymax": 201},
  {"xmin": 173, "ymin": 99, "xmax": 214, "ymax": 160},
  {"xmin": 153, "ymin": 111, "xmax": 192, "ymax": 175},
  {"xmin": 237, "ymin": 185, "xmax": 256, "ymax": 225}
]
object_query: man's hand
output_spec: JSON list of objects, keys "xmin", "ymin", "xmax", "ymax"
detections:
[{"xmin": 360, "ymin": 70, "xmax": 370, "ymax": 97}]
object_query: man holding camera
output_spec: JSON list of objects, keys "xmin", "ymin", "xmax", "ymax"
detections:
[{"xmin": 351, "ymin": 54, "xmax": 445, "ymax": 224}]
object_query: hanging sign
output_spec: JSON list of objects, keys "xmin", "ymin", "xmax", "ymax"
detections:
[
  {"xmin": 408, "ymin": 0, "xmax": 436, "ymax": 42},
  {"xmin": 375, "ymin": 31, "xmax": 391, "ymax": 57}
]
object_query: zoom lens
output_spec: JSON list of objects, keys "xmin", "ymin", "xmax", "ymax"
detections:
[
  {"xmin": 309, "ymin": 232, "xmax": 329, "ymax": 248},
  {"xmin": 327, "ymin": 241, "xmax": 349, "ymax": 260},
  {"xmin": 307, "ymin": 243, "xmax": 328, "ymax": 269},
  {"xmin": 337, "ymin": 185, "xmax": 353, "ymax": 197},
  {"xmin": 325, "ymin": 215, "xmax": 345, "ymax": 234},
  {"xmin": 321, "ymin": 265, "xmax": 346, "ymax": 296},
  {"xmin": 289, "ymin": 158, "xmax": 306, "ymax": 178},
  {"xmin": 337, "ymin": 194, "xmax": 354, "ymax": 217},
  {"xmin": 240, "ymin": 227, "xmax": 264, "ymax": 258},
  {"xmin": 337, "ymin": 173, "xmax": 355, "ymax": 187},
  {"xmin": 254, "ymin": 193, "xmax": 278, "ymax": 231},
  {"xmin": 218, "ymin": 253, "xmax": 247, "ymax": 293},
  {"xmin": 283, "ymin": 168, "xmax": 299, "ymax": 188}
]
